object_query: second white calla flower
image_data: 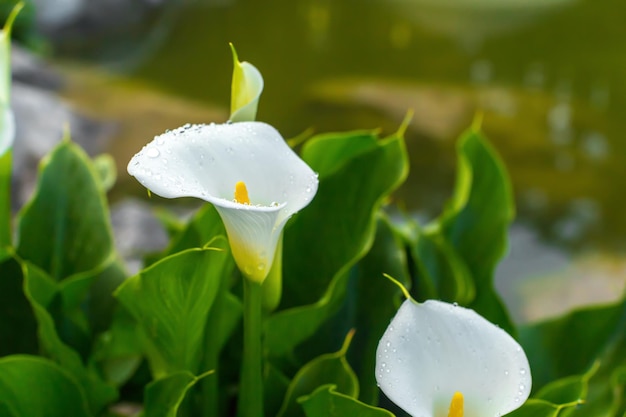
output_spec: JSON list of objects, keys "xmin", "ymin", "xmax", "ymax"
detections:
[
  {"xmin": 128, "ymin": 121, "xmax": 318, "ymax": 283},
  {"xmin": 376, "ymin": 299, "xmax": 531, "ymax": 417}
]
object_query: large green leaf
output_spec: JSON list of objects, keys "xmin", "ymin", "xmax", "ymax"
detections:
[
  {"xmin": 507, "ymin": 399, "xmax": 580, "ymax": 417},
  {"xmin": 144, "ymin": 371, "xmax": 212, "ymax": 417},
  {"xmin": 16, "ymin": 139, "xmax": 114, "ymax": 282},
  {"xmin": 266, "ymin": 130, "xmax": 408, "ymax": 361},
  {"xmin": 520, "ymin": 300, "xmax": 624, "ymax": 388},
  {"xmin": 277, "ymin": 332, "xmax": 359, "ymax": 417},
  {"xmin": 146, "ymin": 204, "xmax": 226, "ymax": 265},
  {"xmin": 349, "ymin": 215, "xmax": 410, "ymax": 405},
  {"xmin": 434, "ymin": 126, "xmax": 515, "ymax": 332},
  {"xmin": 525, "ymin": 297, "xmax": 626, "ymax": 417},
  {"xmin": 115, "ymin": 245, "xmax": 230, "ymax": 377},
  {"xmin": 300, "ymin": 385, "xmax": 396, "ymax": 417},
  {"xmin": 281, "ymin": 129, "xmax": 408, "ymax": 308},
  {"xmin": 404, "ymin": 220, "xmax": 475, "ymax": 304},
  {"xmin": 91, "ymin": 306, "xmax": 143, "ymax": 387},
  {"xmin": 508, "ymin": 364, "xmax": 596, "ymax": 417},
  {"xmin": 0, "ymin": 355, "xmax": 91, "ymax": 417},
  {"xmin": 22, "ymin": 261, "xmax": 117, "ymax": 413}
]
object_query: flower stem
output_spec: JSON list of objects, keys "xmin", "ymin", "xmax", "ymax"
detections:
[
  {"xmin": 237, "ymin": 278, "xmax": 264, "ymax": 417},
  {"xmin": 0, "ymin": 151, "xmax": 12, "ymax": 249}
]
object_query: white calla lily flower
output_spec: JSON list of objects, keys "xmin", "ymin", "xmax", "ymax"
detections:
[
  {"xmin": 127, "ymin": 121, "xmax": 318, "ymax": 283},
  {"xmin": 230, "ymin": 44, "xmax": 264, "ymax": 122},
  {"xmin": 376, "ymin": 299, "xmax": 531, "ymax": 417}
]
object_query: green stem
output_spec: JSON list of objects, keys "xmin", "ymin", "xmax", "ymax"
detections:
[
  {"xmin": 0, "ymin": 151, "xmax": 11, "ymax": 248},
  {"xmin": 237, "ymin": 278, "xmax": 264, "ymax": 417}
]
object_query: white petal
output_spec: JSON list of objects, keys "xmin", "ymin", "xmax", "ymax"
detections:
[
  {"xmin": 0, "ymin": 107, "xmax": 15, "ymax": 156},
  {"xmin": 215, "ymin": 204, "xmax": 285, "ymax": 282},
  {"xmin": 376, "ymin": 300, "xmax": 531, "ymax": 417},
  {"xmin": 127, "ymin": 121, "xmax": 318, "ymax": 281}
]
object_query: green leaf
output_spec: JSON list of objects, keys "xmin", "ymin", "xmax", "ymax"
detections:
[
  {"xmin": 282, "ymin": 129, "xmax": 408, "ymax": 308},
  {"xmin": 22, "ymin": 261, "xmax": 117, "ymax": 413},
  {"xmin": 92, "ymin": 154, "xmax": 117, "ymax": 192},
  {"xmin": 115, "ymin": 245, "xmax": 230, "ymax": 377},
  {"xmin": 267, "ymin": 130, "xmax": 408, "ymax": 362},
  {"xmin": 436, "ymin": 126, "xmax": 515, "ymax": 332},
  {"xmin": 92, "ymin": 306, "xmax": 143, "ymax": 386},
  {"xmin": 535, "ymin": 362, "xmax": 598, "ymax": 405},
  {"xmin": 84, "ymin": 260, "xmax": 128, "ymax": 335},
  {"xmin": 17, "ymin": 139, "xmax": 115, "ymax": 282},
  {"xmin": 299, "ymin": 385, "xmax": 396, "ymax": 417},
  {"xmin": 0, "ymin": 355, "xmax": 92, "ymax": 417},
  {"xmin": 405, "ymin": 220, "xmax": 475, "ymax": 305},
  {"xmin": 507, "ymin": 399, "xmax": 575, "ymax": 417},
  {"xmin": 144, "ymin": 370, "xmax": 212, "ymax": 417},
  {"xmin": 277, "ymin": 331, "xmax": 359, "ymax": 417},
  {"xmin": 264, "ymin": 364, "xmax": 292, "ymax": 417},
  {"xmin": 146, "ymin": 204, "xmax": 226, "ymax": 266},
  {"xmin": 265, "ymin": 268, "xmax": 350, "ymax": 359},
  {"xmin": 0, "ymin": 255, "xmax": 38, "ymax": 356},
  {"xmin": 520, "ymin": 300, "xmax": 624, "ymax": 388},
  {"xmin": 301, "ymin": 130, "xmax": 380, "ymax": 179},
  {"xmin": 349, "ymin": 215, "xmax": 410, "ymax": 405},
  {"xmin": 521, "ymin": 298, "xmax": 626, "ymax": 417}
]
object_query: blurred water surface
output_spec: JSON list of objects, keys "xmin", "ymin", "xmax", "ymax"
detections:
[{"xmin": 58, "ymin": 0, "xmax": 626, "ymax": 321}]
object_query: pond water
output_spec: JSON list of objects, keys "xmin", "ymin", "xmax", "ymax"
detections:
[{"xmin": 63, "ymin": 0, "xmax": 626, "ymax": 321}]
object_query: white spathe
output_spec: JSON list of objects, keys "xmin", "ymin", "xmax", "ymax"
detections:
[
  {"xmin": 376, "ymin": 299, "xmax": 531, "ymax": 417},
  {"xmin": 230, "ymin": 45, "xmax": 264, "ymax": 122},
  {"xmin": 127, "ymin": 121, "xmax": 318, "ymax": 282}
]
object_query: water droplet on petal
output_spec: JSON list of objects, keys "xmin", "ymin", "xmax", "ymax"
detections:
[
  {"xmin": 147, "ymin": 148, "xmax": 160, "ymax": 158},
  {"xmin": 520, "ymin": 368, "xmax": 527, "ymax": 375}
]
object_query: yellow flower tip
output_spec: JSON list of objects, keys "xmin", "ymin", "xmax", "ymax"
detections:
[
  {"xmin": 234, "ymin": 181, "xmax": 250, "ymax": 205},
  {"xmin": 447, "ymin": 392, "xmax": 464, "ymax": 417},
  {"xmin": 229, "ymin": 42, "xmax": 239, "ymax": 64}
]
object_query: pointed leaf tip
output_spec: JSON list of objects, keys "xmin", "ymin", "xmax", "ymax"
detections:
[
  {"xmin": 471, "ymin": 111, "xmax": 484, "ymax": 132},
  {"xmin": 383, "ymin": 273, "xmax": 412, "ymax": 301},
  {"xmin": 397, "ymin": 109, "xmax": 414, "ymax": 137}
]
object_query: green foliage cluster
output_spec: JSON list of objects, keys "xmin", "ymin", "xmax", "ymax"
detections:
[{"xmin": 0, "ymin": 122, "xmax": 624, "ymax": 417}]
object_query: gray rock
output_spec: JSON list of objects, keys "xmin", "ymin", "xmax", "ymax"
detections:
[
  {"xmin": 11, "ymin": 80, "xmax": 115, "ymax": 207},
  {"xmin": 11, "ymin": 43, "xmax": 63, "ymax": 90},
  {"xmin": 110, "ymin": 198, "xmax": 169, "ymax": 274}
]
